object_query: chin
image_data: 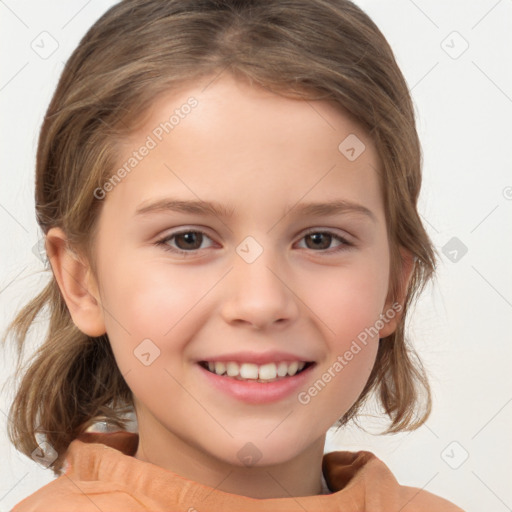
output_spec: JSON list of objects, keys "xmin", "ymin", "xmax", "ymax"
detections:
[{"xmin": 218, "ymin": 436, "xmax": 313, "ymax": 469}]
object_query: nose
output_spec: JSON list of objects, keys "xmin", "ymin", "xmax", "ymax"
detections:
[{"xmin": 220, "ymin": 249, "xmax": 300, "ymax": 330}]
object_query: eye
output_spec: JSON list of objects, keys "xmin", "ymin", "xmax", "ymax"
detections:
[
  {"xmin": 156, "ymin": 229, "xmax": 215, "ymax": 255},
  {"xmin": 296, "ymin": 230, "xmax": 352, "ymax": 252},
  {"xmin": 155, "ymin": 228, "xmax": 353, "ymax": 256}
]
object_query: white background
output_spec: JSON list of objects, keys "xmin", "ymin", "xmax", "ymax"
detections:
[{"xmin": 1, "ymin": 1, "xmax": 511, "ymax": 511}]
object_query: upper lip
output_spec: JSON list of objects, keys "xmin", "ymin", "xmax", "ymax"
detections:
[{"xmin": 198, "ymin": 351, "xmax": 315, "ymax": 365}]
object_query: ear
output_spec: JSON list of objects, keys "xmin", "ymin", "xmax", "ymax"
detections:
[
  {"xmin": 45, "ymin": 227, "xmax": 106, "ymax": 337},
  {"xmin": 378, "ymin": 248, "xmax": 415, "ymax": 338}
]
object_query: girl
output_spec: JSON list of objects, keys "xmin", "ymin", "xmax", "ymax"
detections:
[{"xmin": 5, "ymin": 0, "xmax": 464, "ymax": 510}]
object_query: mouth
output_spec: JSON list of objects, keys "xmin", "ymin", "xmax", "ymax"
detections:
[{"xmin": 198, "ymin": 360, "xmax": 315, "ymax": 383}]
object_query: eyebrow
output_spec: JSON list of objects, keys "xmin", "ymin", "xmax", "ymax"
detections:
[
  {"xmin": 135, "ymin": 198, "xmax": 376, "ymax": 222},
  {"xmin": 135, "ymin": 199, "xmax": 236, "ymax": 218}
]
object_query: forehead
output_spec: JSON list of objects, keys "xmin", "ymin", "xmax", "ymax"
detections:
[{"xmin": 103, "ymin": 73, "xmax": 384, "ymax": 224}]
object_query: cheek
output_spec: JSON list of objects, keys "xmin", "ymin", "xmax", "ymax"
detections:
[
  {"xmin": 97, "ymin": 255, "xmax": 213, "ymax": 366},
  {"xmin": 303, "ymin": 253, "xmax": 390, "ymax": 345},
  {"xmin": 293, "ymin": 254, "xmax": 388, "ymax": 416}
]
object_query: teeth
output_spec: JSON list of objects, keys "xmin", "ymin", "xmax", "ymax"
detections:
[
  {"xmin": 206, "ymin": 361, "xmax": 309, "ymax": 381},
  {"xmin": 288, "ymin": 361, "xmax": 299, "ymax": 376},
  {"xmin": 226, "ymin": 362, "xmax": 239, "ymax": 377},
  {"xmin": 214, "ymin": 361, "xmax": 226, "ymax": 375},
  {"xmin": 239, "ymin": 363, "xmax": 258, "ymax": 379},
  {"xmin": 258, "ymin": 363, "xmax": 277, "ymax": 380},
  {"xmin": 276, "ymin": 362, "xmax": 288, "ymax": 377}
]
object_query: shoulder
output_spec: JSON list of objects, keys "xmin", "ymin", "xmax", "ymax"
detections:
[
  {"xmin": 323, "ymin": 450, "xmax": 465, "ymax": 511},
  {"xmin": 360, "ymin": 450, "xmax": 465, "ymax": 511},
  {"xmin": 12, "ymin": 476, "xmax": 147, "ymax": 512},
  {"xmin": 12, "ymin": 432, "xmax": 156, "ymax": 512},
  {"xmin": 398, "ymin": 484, "xmax": 466, "ymax": 512}
]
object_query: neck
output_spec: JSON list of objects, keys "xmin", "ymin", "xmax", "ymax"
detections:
[{"xmin": 133, "ymin": 406, "xmax": 326, "ymax": 499}]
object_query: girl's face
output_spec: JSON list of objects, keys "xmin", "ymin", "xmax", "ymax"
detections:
[{"xmin": 90, "ymin": 73, "xmax": 397, "ymax": 474}]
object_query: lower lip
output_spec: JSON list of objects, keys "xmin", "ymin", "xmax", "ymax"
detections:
[{"xmin": 196, "ymin": 363, "xmax": 316, "ymax": 404}]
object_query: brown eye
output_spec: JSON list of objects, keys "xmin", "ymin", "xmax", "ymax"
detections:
[
  {"xmin": 174, "ymin": 231, "xmax": 203, "ymax": 250},
  {"xmin": 156, "ymin": 229, "xmax": 215, "ymax": 255},
  {"xmin": 304, "ymin": 233, "xmax": 333, "ymax": 250},
  {"xmin": 296, "ymin": 230, "xmax": 352, "ymax": 253}
]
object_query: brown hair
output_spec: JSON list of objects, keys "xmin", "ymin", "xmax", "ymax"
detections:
[{"xmin": 4, "ymin": 0, "xmax": 436, "ymax": 475}]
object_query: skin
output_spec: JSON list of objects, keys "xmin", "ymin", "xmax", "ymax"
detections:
[{"xmin": 47, "ymin": 73, "xmax": 412, "ymax": 499}]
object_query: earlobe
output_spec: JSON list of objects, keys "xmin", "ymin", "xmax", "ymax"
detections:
[
  {"xmin": 379, "ymin": 248, "xmax": 415, "ymax": 339},
  {"xmin": 45, "ymin": 227, "xmax": 106, "ymax": 337}
]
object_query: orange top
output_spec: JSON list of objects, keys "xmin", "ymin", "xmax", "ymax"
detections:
[{"xmin": 13, "ymin": 431, "xmax": 464, "ymax": 511}]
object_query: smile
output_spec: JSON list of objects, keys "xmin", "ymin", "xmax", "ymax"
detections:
[{"xmin": 198, "ymin": 361, "xmax": 314, "ymax": 383}]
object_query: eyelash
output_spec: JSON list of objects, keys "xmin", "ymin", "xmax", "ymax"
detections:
[{"xmin": 155, "ymin": 228, "xmax": 353, "ymax": 256}]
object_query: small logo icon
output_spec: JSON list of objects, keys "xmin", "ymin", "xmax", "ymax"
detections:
[
  {"xmin": 31, "ymin": 31, "xmax": 59, "ymax": 60},
  {"xmin": 32, "ymin": 237, "xmax": 48, "ymax": 264},
  {"xmin": 236, "ymin": 236, "xmax": 263, "ymax": 264},
  {"xmin": 31, "ymin": 441, "xmax": 58, "ymax": 468},
  {"xmin": 237, "ymin": 442, "xmax": 263, "ymax": 467},
  {"xmin": 338, "ymin": 134, "xmax": 366, "ymax": 162},
  {"xmin": 134, "ymin": 338, "xmax": 161, "ymax": 366},
  {"xmin": 442, "ymin": 237, "xmax": 468, "ymax": 263},
  {"xmin": 503, "ymin": 186, "xmax": 512, "ymax": 201},
  {"xmin": 441, "ymin": 441, "xmax": 469, "ymax": 469},
  {"xmin": 441, "ymin": 31, "xmax": 469, "ymax": 60}
]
